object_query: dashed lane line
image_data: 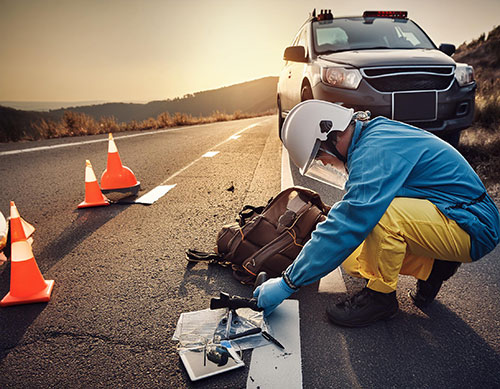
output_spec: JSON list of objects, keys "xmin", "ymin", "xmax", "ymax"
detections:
[
  {"xmin": 132, "ymin": 121, "xmax": 266, "ymax": 205},
  {"xmin": 202, "ymin": 151, "xmax": 220, "ymax": 158},
  {"xmin": 134, "ymin": 185, "xmax": 176, "ymax": 205},
  {"xmin": 160, "ymin": 122, "xmax": 263, "ymax": 185}
]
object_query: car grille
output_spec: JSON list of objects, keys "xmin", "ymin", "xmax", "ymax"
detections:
[{"xmin": 361, "ymin": 66, "xmax": 455, "ymax": 92}]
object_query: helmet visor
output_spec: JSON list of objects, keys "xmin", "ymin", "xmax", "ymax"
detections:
[{"xmin": 300, "ymin": 140, "xmax": 348, "ymax": 189}]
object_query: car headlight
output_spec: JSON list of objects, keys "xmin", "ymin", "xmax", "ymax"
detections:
[
  {"xmin": 455, "ymin": 63, "xmax": 474, "ymax": 86},
  {"xmin": 322, "ymin": 67, "xmax": 362, "ymax": 89}
]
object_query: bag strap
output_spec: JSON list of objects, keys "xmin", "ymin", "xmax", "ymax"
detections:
[
  {"xmin": 185, "ymin": 249, "xmax": 231, "ymax": 267},
  {"xmin": 237, "ymin": 205, "xmax": 265, "ymax": 226}
]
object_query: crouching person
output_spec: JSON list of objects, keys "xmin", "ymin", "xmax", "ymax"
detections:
[{"xmin": 254, "ymin": 100, "xmax": 500, "ymax": 327}]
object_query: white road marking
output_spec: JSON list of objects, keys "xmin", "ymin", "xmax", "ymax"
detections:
[
  {"xmin": 0, "ymin": 127, "xmax": 188, "ymax": 156},
  {"xmin": 318, "ymin": 268, "xmax": 347, "ymax": 293},
  {"xmin": 281, "ymin": 145, "xmax": 294, "ymax": 190},
  {"xmin": 134, "ymin": 185, "xmax": 176, "ymax": 205},
  {"xmin": 247, "ymin": 300, "xmax": 302, "ymax": 389},
  {"xmin": 0, "ymin": 120, "xmax": 262, "ymax": 157},
  {"xmin": 160, "ymin": 122, "xmax": 261, "ymax": 185},
  {"xmin": 202, "ymin": 151, "xmax": 219, "ymax": 158}
]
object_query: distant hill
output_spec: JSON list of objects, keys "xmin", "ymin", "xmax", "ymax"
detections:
[
  {"xmin": 454, "ymin": 25, "xmax": 500, "ymax": 97},
  {"xmin": 0, "ymin": 101, "xmax": 108, "ymax": 111},
  {"xmin": 454, "ymin": 25, "xmax": 499, "ymax": 130},
  {"xmin": 0, "ymin": 76, "xmax": 278, "ymax": 142},
  {"xmin": 0, "ymin": 105, "xmax": 59, "ymax": 142},
  {"xmin": 48, "ymin": 76, "xmax": 278, "ymax": 123}
]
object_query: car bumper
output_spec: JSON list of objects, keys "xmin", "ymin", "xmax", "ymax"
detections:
[{"xmin": 311, "ymin": 80, "xmax": 476, "ymax": 134}]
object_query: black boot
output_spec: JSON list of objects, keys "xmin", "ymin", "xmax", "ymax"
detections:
[
  {"xmin": 410, "ymin": 259, "xmax": 461, "ymax": 309},
  {"xmin": 326, "ymin": 287, "xmax": 398, "ymax": 328}
]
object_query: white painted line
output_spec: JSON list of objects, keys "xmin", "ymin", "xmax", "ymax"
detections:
[
  {"xmin": 247, "ymin": 300, "xmax": 302, "ymax": 389},
  {"xmin": 0, "ymin": 119, "xmax": 264, "ymax": 157},
  {"xmin": 202, "ymin": 151, "xmax": 219, "ymax": 158},
  {"xmin": 281, "ymin": 145, "xmax": 294, "ymax": 191},
  {"xmin": 134, "ymin": 184, "xmax": 176, "ymax": 205},
  {"xmin": 161, "ymin": 122, "xmax": 261, "ymax": 185},
  {"xmin": 0, "ymin": 138, "xmax": 106, "ymax": 156},
  {"xmin": 0, "ymin": 127, "xmax": 188, "ymax": 156},
  {"xmin": 318, "ymin": 267, "xmax": 347, "ymax": 293},
  {"xmin": 230, "ymin": 135, "xmax": 241, "ymax": 140}
]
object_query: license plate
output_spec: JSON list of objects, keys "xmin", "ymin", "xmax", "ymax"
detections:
[{"xmin": 392, "ymin": 91, "xmax": 437, "ymax": 121}]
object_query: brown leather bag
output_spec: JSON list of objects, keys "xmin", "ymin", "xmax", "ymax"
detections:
[{"xmin": 187, "ymin": 186, "xmax": 330, "ymax": 284}]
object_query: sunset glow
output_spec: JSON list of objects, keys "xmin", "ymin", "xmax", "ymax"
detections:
[{"xmin": 1, "ymin": 0, "xmax": 498, "ymax": 103}]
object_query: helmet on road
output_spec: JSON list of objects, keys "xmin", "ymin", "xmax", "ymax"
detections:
[{"xmin": 281, "ymin": 100, "xmax": 354, "ymax": 189}]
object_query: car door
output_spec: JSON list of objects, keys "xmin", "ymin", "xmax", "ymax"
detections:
[{"xmin": 281, "ymin": 26, "xmax": 309, "ymax": 112}]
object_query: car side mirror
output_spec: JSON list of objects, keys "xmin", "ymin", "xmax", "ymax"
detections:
[
  {"xmin": 283, "ymin": 46, "xmax": 308, "ymax": 63},
  {"xmin": 439, "ymin": 43, "xmax": 456, "ymax": 56}
]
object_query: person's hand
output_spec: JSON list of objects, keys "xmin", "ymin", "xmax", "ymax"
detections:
[{"xmin": 253, "ymin": 277, "xmax": 294, "ymax": 317}]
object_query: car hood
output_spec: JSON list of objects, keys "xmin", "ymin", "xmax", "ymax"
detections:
[{"xmin": 318, "ymin": 49, "xmax": 456, "ymax": 68}]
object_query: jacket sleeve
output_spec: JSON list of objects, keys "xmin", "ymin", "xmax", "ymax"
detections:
[{"xmin": 286, "ymin": 147, "xmax": 414, "ymax": 287}]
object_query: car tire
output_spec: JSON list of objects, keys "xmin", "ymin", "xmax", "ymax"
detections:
[
  {"xmin": 301, "ymin": 82, "xmax": 313, "ymax": 101},
  {"xmin": 277, "ymin": 97, "xmax": 284, "ymax": 139}
]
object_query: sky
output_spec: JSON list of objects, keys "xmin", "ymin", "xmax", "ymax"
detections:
[{"xmin": 1, "ymin": 0, "xmax": 498, "ymax": 103}]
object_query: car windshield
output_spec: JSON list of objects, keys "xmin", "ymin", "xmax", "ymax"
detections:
[{"xmin": 313, "ymin": 17, "xmax": 435, "ymax": 54}]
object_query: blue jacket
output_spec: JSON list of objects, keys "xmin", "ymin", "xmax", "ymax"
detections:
[{"xmin": 286, "ymin": 117, "xmax": 500, "ymax": 287}]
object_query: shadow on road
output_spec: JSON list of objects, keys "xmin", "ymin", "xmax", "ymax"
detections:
[
  {"xmin": 0, "ymin": 203, "xmax": 132, "ymax": 363},
  {"xmin": 299, "ymin": 279, "xmax": 500, "ymax": 388}
]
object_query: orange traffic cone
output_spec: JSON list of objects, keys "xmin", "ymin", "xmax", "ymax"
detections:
[
  {"xmin": 100, "ymin": 133, "xmax": 140, "ymax": 195},
  {"xmin": 0, "ymin": 202, "xmax": 54, "ymax": 307},
  {"xmin": 11, "ymin": 208, "xmax": 35, "ymax": 243},
  {"xmin": 78, "ymin": 160, "xmax": 110, "ymax": 208}
]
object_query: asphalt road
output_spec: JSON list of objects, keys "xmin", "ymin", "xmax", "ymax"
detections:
[{"xmin": 0, "ymin": 116, "xmax": 499, "ymax": 388}]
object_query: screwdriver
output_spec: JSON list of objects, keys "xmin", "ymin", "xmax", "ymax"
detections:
[{"xmin": 261, "ymin": 331, "xmax": 285, "ymax": 349}]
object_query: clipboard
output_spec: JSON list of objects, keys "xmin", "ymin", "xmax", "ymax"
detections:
[{"xmin": 179, "ymin": 342, "xmax": 244, "ymax": 381}]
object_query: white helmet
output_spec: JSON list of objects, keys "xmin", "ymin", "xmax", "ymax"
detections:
[{"xmin": 281, "ymin": 100, "xmax": 354, "ymax": 189}]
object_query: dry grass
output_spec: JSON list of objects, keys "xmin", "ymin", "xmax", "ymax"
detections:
[
  {"xmin": 474, "ymin": 91, "xmax": 500, "ymax": 130},
  {"xmin": 453, "ymin": 26, "xmax": 500, "ymax": 199},
  {"xmin": 458, "ymin": 125, "xmax": 500, "ymax": 200},
  {"xmin": 29, "ymin": 109, "xmax": 273, "ymax": 141}
]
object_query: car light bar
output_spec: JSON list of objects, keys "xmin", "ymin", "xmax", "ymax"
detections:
[
  {"xmin": 313, "ymin": 8, "xmax": 334, "ymax": 21},
  {"xmin": 363, "ymin": 11, "xmax": 408, "ymax": 19}
]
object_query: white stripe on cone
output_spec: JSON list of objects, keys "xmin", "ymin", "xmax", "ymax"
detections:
[
  {"xmin": 108, "ymin": 133, "xmax": 118, "ymax": 153},
  {"xmin": 85, "ymin": 160, "xmax": 98, "ymax": 182},
  {"xmin": 11, "ymin": 240, "xmax": 33, "ymax": 262},
  {"xmin": 10, "ymin": 203, "xmax": 20, "ymax": 219}
]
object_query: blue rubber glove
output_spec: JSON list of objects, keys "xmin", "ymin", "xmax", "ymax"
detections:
[{"xmin": 253, "ymin": 277, "xmax": 295, "ymax": 317}]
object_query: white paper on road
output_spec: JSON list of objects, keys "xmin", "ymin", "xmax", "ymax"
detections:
[
  {"xmin": 247, "ymin": 299, "xmax": 302, "ymax": 389},
  {"xmin": 134, "ymin": 184, "xmax": 176, "ymax": 205},
  {"xmin": 172, "ymin": 308, "xmax": 269, "ymax": 351}
]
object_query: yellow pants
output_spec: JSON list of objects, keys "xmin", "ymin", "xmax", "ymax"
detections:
[{"xmin": 342, "ymin": 197, "xmax": 472, "ymax": 293}]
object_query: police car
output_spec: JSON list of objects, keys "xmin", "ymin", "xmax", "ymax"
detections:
[{"xmin": 277, "ymin": 10, "xmax": 476, "ymax": 145}]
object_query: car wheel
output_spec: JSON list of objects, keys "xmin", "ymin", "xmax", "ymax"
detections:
[
  {"xmin": 301, "ymin": 83, "xmax": 313, "ymax": 101},
  {"xmin": 277, "ymin": 97, "xmax": 284, "ymax": 139}
]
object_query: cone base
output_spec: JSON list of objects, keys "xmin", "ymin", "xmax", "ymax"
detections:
[
  {"xmin": 78, "ymin": 199, "xmax": 110, "ymax": 209},
  {"xmin": 101, "ymin": 181, "xmax": 141, "ymax": 195},
  {"xmin": 0, "ymin": 279, "xmax": 54, "ymax": 307}
]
